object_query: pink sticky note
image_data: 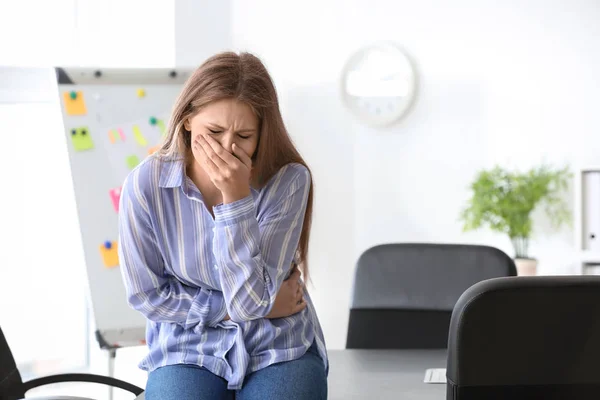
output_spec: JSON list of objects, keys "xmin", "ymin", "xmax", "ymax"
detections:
[{"xmin": 109, "ymin": 187, "xmax": 122, "ymax": 212}]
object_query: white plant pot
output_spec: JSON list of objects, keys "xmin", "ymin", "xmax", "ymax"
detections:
[{"xmin": 514, "ymin": 258, "xmax": 537, "ymax": 276}]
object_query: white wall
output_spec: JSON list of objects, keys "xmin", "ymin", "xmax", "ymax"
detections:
[
  {"xmin": 228, "ymin": 0, "xmax": 600, "ymax": 349},
  {"xmin": 0, "ymin": 68, "xmax": 88, "ymax": 372},
  {"xmin": 175, "ymin": 0, "xmax": 232, "ymax": 66},
  {"xmin": 0, "ymin": 0, "xmax": 175, "ymax": 67}
]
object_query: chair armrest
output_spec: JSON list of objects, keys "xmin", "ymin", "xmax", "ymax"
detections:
[
  {"xmin": 22, "ymin": 373, "xmax": 143, "ymax": 396},
  {"xmin": 19, "ymin": 396, "xmax": 98, "ymax": 400}
]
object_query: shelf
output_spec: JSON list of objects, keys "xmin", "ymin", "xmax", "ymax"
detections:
[
  {"xmin": 580, "ymin": 166, "xmax": 600, "ymax": 173},
  {"xmin": 579, "ymin": 251, "xmax": 600, "ymax": 263}
]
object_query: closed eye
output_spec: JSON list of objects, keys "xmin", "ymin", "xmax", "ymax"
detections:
[
  {"xmin": 208, "ymin": 129, "xmax": 222, "ymax": 134},
  {"xmin": 238, "ymin": 135, "xmax": 251, "ymax": 139}
]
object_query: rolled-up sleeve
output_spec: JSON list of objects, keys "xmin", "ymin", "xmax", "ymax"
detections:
[
  {"xmin": 118, "ymin": 169, "xmax": 227, "ymax": 329},
  {"xmin": 212, "ymin": 164, "xmax": 310, "ymax": 322}
]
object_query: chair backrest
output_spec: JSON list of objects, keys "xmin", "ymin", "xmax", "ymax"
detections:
[
  {"xmin": 0, "ymin": 326, "xmax": 26, "ymax": 400},
  {"xmin": 346, "ymin": 243, "xmax": 516, "ymax": 349},
  {"xmin": 447, "ymin": 276, "xmax": 600, "ymax": 400}
]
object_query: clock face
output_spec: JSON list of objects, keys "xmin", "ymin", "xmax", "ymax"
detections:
[{"xmin": 342, "ymin": 43, "xmax": 416, "ymax": 127}]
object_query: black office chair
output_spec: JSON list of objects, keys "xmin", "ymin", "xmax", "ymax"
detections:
[
  {"xmin": 0, "ymin": 326, "xmax": 143, "ymax": 400},
  {"xmin": 447, "ymin": 276, "xmax": 600, "ymax": 400},
  {"xmin": 346, "ymin": 243, "xmax": 516, "ymax": 349}
]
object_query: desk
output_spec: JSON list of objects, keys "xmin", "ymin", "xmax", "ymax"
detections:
[{"xmin": 328, "ymin": 349, "xmax": 447, "ymax": 399}]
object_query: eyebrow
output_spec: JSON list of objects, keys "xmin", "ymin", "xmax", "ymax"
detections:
[{"xmin": 207, "ymin": 123, "xmax": 256, "ymax": 134}]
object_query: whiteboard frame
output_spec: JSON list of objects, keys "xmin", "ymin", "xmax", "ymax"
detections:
[{"xmin": 56, "ymin": 67, "xmax": 194, "ymax": 85}]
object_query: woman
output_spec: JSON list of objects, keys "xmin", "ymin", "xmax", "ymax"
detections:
[{"xmin": 118, "ymin": 51, "xmax": 328, "ymax": 399}]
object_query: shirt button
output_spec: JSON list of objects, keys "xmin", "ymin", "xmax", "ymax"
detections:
[{"xmin": 214, "ymin": 265, "xmax": 218, "ymax": 270}]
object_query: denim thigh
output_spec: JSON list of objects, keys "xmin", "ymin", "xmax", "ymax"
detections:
[
  {"xmin": 145, "ymin": 364, "xmax": 233, "ymax": 400},
  {"xmin": 236, "ymin": 343, "xmax": 327, "ymax": 400}
]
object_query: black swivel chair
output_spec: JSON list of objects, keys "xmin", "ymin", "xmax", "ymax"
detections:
[
  {"xmin": 447, "ymin": 276, "xmax": 600, "ymax": 400},
  {"xmin": 0, "ymin": 326, "xmax": 143, "ymax": 400},
  {"xmin": 346, "ymin": 243, "xmax": 516, "ymax": 349}
]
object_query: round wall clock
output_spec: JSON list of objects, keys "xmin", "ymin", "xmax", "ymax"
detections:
[{"xmin": 341, "ymin": 43, "xmax": 417, "ymax": 127}]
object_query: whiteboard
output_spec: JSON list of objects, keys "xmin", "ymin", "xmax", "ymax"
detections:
[{"xmin": 56, "ymin": 68, "xmax": 192, "ymax": 349}]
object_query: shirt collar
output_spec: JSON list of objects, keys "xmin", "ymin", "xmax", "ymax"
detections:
[{"xmin": 158, "ymin": 157, "xmax": 185, "ymax": 188}]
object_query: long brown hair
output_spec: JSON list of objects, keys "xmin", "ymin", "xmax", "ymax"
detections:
[{"xmin": 158, "ymin": 51, "xmax": 314, "ymax": 279}]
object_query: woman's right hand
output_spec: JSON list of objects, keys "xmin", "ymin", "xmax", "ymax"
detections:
[{"xmin": 266, "ymin": 266, "xmax": 306, "ymax": 319}]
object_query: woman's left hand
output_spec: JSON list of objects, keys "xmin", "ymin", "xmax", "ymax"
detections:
[{"xmin": 194, "ymin": 134, "xmax": 252, "ymax": 203}]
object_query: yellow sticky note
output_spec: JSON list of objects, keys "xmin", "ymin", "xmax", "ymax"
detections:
[
  {"xmin": 133, "ymin": 125, "xmax": 147, "ymax": 147},
  {"xmin": 63, "ymin": 91, "xmax": 87, "ymax": 116},
  {"xmin": 137, "ymin": 88, "xmax": 146, "ymax": 98},
  {"xmin": 99, "ymin": 241, "xmax": 119, "ymax": 268}
]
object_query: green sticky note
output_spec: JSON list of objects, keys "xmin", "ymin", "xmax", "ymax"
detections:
[
  {"xmin": 70, "ymin": 126, "xmax": 94, "ymax": 151},
  {"xmin": 126, "ymin": 155, "xmax": 140, "ymax": 169},
  {"xmin": 156, "ymin": 120, "xmax": 166, "ymax": 136}
]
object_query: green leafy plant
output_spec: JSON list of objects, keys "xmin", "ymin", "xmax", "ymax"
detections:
[{"xmin": 460, "ymin": 165, "xmax": 571, "ymax": 259}]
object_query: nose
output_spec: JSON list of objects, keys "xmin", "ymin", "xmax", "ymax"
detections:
[{"xmin": 219, "ymin": 132, "xmax": 235, "ymax": 153}]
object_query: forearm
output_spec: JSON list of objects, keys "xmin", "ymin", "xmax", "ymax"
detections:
[
  {"xmin": 124, "ymin": 278, "xmax": 228, "ymax": 329},
  {"xmin": 212, "ymin": 164, "xmax": 310, "ymax": 322},
  {"xmin": 219, "ymin": 264, "xmax": 275, "ymax": 322},
  {"xmin": 212, "ymin": 197, "xmax": 279, "ymax": 322}
]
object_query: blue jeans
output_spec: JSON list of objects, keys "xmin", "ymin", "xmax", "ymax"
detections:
[{"xmin": 145, "ymin": 342, "xmax": 327, "ymax": 400}]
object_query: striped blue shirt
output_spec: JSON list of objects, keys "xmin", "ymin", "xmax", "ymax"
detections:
[{"xmin": 117, "ymin": 155, "xmax": 328, "ymax": 389}]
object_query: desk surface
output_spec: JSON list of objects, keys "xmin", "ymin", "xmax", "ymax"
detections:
[{"xmin": 328, "ymin": 349, "xmax": 447, "ymax": 399}]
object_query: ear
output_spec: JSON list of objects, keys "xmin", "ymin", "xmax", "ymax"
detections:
[{"xmin": 183, "ymin": 118, "xmax": 192, "ymax": 132}]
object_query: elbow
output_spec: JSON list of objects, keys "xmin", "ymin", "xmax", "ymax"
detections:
[{"xmin": 126, "ymin": 293, "xmax": 151, "ymax": 316}]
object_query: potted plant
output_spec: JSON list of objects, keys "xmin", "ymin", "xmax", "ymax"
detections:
[{"xmin": 460, "ymin": 164, "xmax": 571, "ymax": 275}]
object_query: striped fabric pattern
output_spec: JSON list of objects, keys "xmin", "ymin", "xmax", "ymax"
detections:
[{"xmin": 117, "ymin": 156, "xmax": 327, "ymax": 389}]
